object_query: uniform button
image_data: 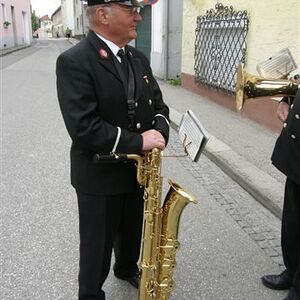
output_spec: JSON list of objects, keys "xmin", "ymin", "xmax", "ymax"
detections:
[
  {"xmin": 291, "ymin": 134, "xmax": 296, "ymax": 139},
  {"xmin": 152, "ymin": 120, "xmax": 155, "ymax": 125},
  {"xmin": 283, "ymin": 123, "xmax": 287, "ymax": 128},
  {"xmin": 135, "ymin": 102, "xmax": 138, "ymax": 107},
  {"xmin": 291, "ymin": 104, "xmax": 294, "ymax": 109},
  {"xmin": 295, "ymin": 114, "xmax": 299, "ymax": 119},
  {"xmin": 93, "ymin": 154, "xmax": 101, "ymax": 163},
  {"xmin": 149, "ymin": 99, "xmax": 152, "ymax": 105},
  {"xmin": 136, "ymin": 123, "xmax": 141, "ymax": 129}
]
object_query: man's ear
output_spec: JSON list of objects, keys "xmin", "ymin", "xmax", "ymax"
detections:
[{"xmin": 95, "ymin": 7, "xmax": 110, "ymax": 25}]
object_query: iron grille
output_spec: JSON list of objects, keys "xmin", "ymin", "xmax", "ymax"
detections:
[{"xmin": 194, "ymin": 2, "xmax": 249, "ymax": 93}]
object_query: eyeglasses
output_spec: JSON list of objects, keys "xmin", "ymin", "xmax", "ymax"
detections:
[{"xmin": 111, "ymin": 4, "xmax": 142, "ymax": 15}]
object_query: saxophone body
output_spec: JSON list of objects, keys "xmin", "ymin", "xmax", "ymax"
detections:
[
  {"xmin": 131, "ymin": 148, "xmax": 196, "ymax": 300},
  {"xmin": 93, "ymin": 148, "xmax": 196, "ymax": 299}
]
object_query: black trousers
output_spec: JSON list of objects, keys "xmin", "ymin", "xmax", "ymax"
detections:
[
  {"xmin": 76, "ymin": 188, "xmax": 144, "ymax": 300},
  {"xmin": 282, "ymin": 178, "xmax": 300, "ymax": 296}
]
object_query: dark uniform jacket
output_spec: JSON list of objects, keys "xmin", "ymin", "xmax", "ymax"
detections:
[
  {"xmin": 56, "ymin": 31, "xmax": 169, "ymax": 195},
  {"xmin": 271, "ymin": 90, "xmax": 300, "ymax": 185}
]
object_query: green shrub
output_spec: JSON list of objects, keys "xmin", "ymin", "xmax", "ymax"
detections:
[{"xmin": 167, "ymin": 76, "xmax": 181, "ymax": 86}]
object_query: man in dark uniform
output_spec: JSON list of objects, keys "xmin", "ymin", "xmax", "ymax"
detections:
[
  {"xmin": 261, "ymin": 91, "xmax": 300, "ymax": 300},
  {"xmin": 56, "ymin": 1, "xmax": 169, "ymax": 299}
]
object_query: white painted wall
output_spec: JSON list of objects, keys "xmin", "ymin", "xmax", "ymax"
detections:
[
  {"xmin": 65, "ymin": 0, "xmax": 74, "ymax": 31},
  {"xmin": 151, "ymin": 0, "xmax": 183, "ymax": 79},
  {"xmin": 151, "ymin": 0, "xmax": 166, "ymax": 78},
  {"xmin": 61, "ymin": 0, "xmax": 74, "ymax": 35},
  {"xmin": 73, "ymin": 0, "xmax": 88, "ymax": 37},
  {"xmin": 182, "ymin": 0, "xmax": 300, "ymax": 77}
]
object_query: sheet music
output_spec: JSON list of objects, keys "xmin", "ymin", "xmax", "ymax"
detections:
[
  {"xmin": 256, "ymin": 48, "xmax": 297, "ymax": 78},
  {"xmin": 178, "ymin": 110, "xmax": 209, "ymax": 162}
]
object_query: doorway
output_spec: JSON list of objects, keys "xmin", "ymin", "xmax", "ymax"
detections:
[
  {"xmin": 136, "ymin": 6, "xmax": 152, "ymax": 62},
  {"xmin": 11, "ymin": 6, "xmax": 17, "ymax": 46}
]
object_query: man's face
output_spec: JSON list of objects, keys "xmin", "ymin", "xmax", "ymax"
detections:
[{"xmin": 106, "ymin": 3, "xmax": 142, "ymax": 47}]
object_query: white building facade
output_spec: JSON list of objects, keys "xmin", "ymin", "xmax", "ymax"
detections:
[
  {"xmin": 52, "ymin": 6, "xmax": 63, "ymax": 38},
  {"xmin": 1, "ymin": 0, "xmax": 32, "ymax": 49},
  {"xmin": 61, "ymin": 0, "xmax": 74, "ymax": 36},
  {"xmin": 150, "ymin": 0, "xmax": 183, "ymax": 80},
  {"xmin": 39, "ymin": 15, "xmax": 53, "ymax": 38},
  {"xmin": 73, "ymin": 0, "xmax": 88, "ymax": 38}
]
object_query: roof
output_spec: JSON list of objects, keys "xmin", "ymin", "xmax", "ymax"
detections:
[
  {"xmin": 40, "ymin": 15, "xmax": 50, "ymax": 21},
  {"xmin": 51, "ymin": 6, "xmax": 62, "ymax": 19}
]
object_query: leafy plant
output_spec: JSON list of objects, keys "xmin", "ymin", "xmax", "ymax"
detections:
[
  {"xmin": 167, "ymin": 76, "xmax": 181, "ymax": 86},
  {"xmin": 3, "ymin": 21, "xmax": 11, "ymax": 28},
  {"xmin": 31, "ymin": 11, "xmax": 40, "ymax": 32}
]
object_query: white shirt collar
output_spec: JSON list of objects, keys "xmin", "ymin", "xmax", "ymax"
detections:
[{"xmin": 94, "ymin": 32, "xmax": 124, "ymax": 62}]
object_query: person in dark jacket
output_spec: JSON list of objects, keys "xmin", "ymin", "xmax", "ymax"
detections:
[
  {"xmin": 261, "ymin": 91, "xmax": 300, "ymax": 300},
  {"xmin": 56, "ymin": 1, "xmax": 169, "ymax": 299}
]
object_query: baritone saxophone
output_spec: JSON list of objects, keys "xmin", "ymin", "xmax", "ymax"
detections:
[
  {"xmin": 94, "ymin": 148, "xmax": 197, "ymax": 299},
  {"xmin": 127, "ymin": 148, "xmax": 197, "ymax": 300}
]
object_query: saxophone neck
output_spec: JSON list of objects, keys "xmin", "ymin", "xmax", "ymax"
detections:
[{"xmin": 127, "ymin": 148, "xmax": 162, "ymax": 187}]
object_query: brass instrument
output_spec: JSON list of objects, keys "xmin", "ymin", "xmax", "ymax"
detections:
[
  {"xmin": 136, "ymin": 149, "xmax": 196, "ymax": 300},
  {"xmin": 94, "ymin": 148, "xmax": 196, "ymax": 299},
  {"xmin": 235, "ymin": 63, "xmax": 299, "ymax": 111}
]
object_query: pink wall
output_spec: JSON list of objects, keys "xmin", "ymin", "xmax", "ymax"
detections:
[{"xmin": 1, "ymin": 0, "xmax": 32, "ymax": 49}]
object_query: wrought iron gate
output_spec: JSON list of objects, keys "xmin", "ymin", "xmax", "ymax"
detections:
[{"xmin": 194, "ymin": 3, "xmax": 249, "ymax": 93}]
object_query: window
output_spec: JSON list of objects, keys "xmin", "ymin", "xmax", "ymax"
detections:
[{"xmin": 194, "ymin": 3, "xmax": 249, "ymax": 93}]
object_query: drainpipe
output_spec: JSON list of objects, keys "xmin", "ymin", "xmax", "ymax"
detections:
[
  {"xmin": 163, "ymin": 0, "xmax": 170, "ymax": 80},
  {"xmin": 81, "ymin": 2, "xmax": 85, "ymax": 38}
]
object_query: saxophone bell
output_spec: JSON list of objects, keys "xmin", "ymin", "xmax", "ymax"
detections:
[
  {"xmin": 138, "ymin": 149, "xmax": 196, "ymax": 300},
  {"xmin": 98, "ymin": 148, "xmax": 197, "ymax": 300}
]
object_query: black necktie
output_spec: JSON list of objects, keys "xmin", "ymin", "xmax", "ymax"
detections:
[
  {"xmin": 117, "ymin": 48, "xmax": 136, "ymax": 130},
  {"xmin": 117, "ymin": 49, "xmax": 129, "ymax": 80}
]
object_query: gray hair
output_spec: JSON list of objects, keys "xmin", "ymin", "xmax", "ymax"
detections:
[{"xmin": 86, "ymin": 4, "xmax": 112, "ymax": 28}]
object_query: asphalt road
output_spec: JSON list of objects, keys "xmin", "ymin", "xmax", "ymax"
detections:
[{"xmin": 1, "ymin": 39, "xmax": 287, "ymax": 300}]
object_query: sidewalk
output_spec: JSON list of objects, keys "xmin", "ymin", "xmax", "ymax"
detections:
[
  {"xmin": 0, "ymin": 37, "xmax": 78, "ymax": 57},
  {"xmin": 0, "ymin": 43, "xmax": 31, "ymax": 57},
  {"xmin": 159, "ymin": 80, "xmax": 285, "ymax": 219}
]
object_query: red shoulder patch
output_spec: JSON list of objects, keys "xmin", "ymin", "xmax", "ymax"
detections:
[{"xmin": 99, "ymin": 48, "xmax": 108, "ymax": 59}]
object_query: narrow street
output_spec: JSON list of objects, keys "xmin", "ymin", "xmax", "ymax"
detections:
[{"xmin": 1, "ymin": 39, "xmax": 286, "ymax": 300}]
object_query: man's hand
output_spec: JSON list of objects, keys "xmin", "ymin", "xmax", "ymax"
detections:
[
  {"xmin": 277, "ymin": 101, "xmax": 290, "ymax": 123},
  {"xmin": 141, "ymin": 129, "xmax": 166, "ymax": 151}
]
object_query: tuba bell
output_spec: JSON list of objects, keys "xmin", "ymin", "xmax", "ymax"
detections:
[{"xmin": 235, "ymin": 63, "xmax": 299, "ymax": 111}]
